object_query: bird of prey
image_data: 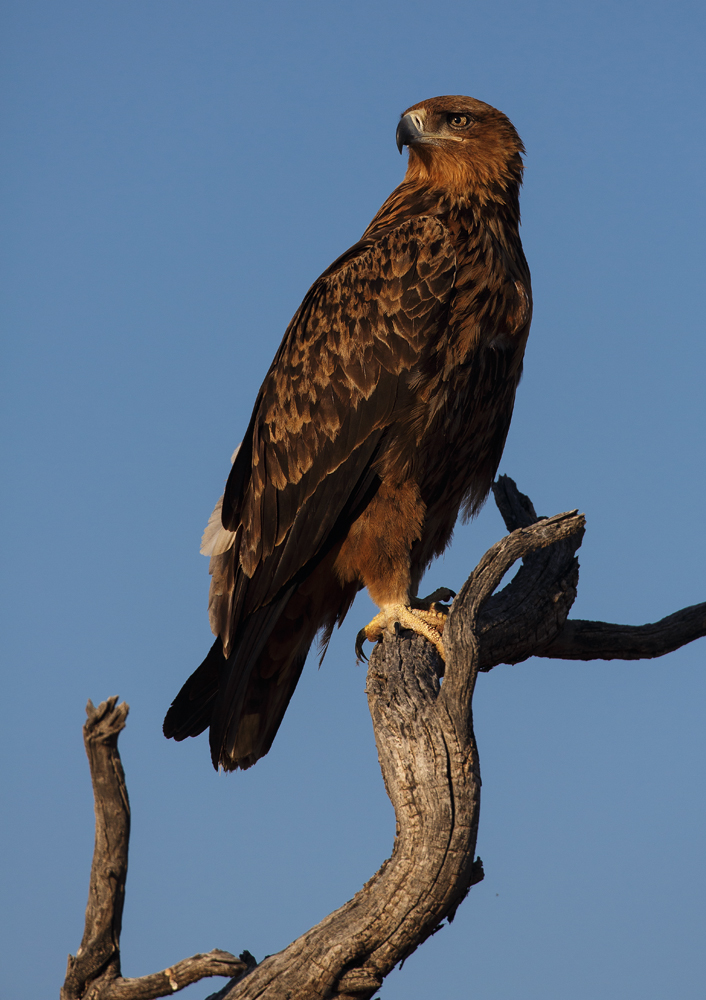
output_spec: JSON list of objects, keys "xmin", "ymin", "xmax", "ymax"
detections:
[{"xmin": 164, "ymin": 95, "xmax": 532, "ymax": 771}]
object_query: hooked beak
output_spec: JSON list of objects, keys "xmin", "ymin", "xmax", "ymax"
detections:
[{"xmin": 396, "ymin": 112, "xmax": 424, "ymax": 154}]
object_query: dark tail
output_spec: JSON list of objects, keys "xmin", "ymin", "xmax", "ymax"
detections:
[
  {"xmin": 163, "ymin": 566, "xmax": 358, "ymax": 771},
  {"xmin": 163, "ymin": 638, "xmax": 223, "ymax": 741}
]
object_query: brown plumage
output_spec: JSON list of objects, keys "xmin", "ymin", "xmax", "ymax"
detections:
[{"xmin": 163, "ymin": 96, "xmax": 532, "ymax": 771}]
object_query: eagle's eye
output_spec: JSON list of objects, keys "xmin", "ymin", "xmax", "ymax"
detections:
[{"xmin": 446, "ymin": 113, "xmax": 472, "ymax": 129}]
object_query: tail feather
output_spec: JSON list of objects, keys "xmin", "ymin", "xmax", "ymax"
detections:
[
  {"xmin": 163, "ymin": 638, "xmax": 223, "ymax": 741},
  {"xmin": 163, "ymin": 559, "xmax": 358, "ymax": 771}
]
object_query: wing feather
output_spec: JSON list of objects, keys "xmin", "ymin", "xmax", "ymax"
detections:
[{"xmin": 216, "ymin": 217, "xmax": 457, "ymax": 647}]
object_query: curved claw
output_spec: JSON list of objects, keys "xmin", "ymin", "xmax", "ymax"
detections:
[
  {"xmin": 355, "ymin": 627, "xmax": 370, "ymax": 662},
  {"xmin": 413, "ymin": 587, "xmax": 456, "ymax": 613},
  {"xmin": 421, "ymin": 587, "xmax": 456, "ymax": 604},
  {"xmin": 355, "ymin": 604, "xmax": 446, "ymax": 661}
]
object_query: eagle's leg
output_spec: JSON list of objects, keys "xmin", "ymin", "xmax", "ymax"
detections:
[
  {"xmin": 355, "ymin": 604, "xmax": 446, "ymax": 661},
  {"xmin": 336, "ymin": 480, "xmax": 451, "ymax": 660}
]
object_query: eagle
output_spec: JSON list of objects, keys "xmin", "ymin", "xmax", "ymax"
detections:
[{"xmin": 164, "ymin": 95, "xmax": 532, "ymax": 771}]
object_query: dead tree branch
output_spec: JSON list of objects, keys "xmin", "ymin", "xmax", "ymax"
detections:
[
  {"xmin": 538, "ymin": 605, "xmax": 706, "ymax": 660},
  {"xmin": 64, "ymin": 479, "xmax": 704, "ymax": 1000},
  {"xmin": 61, "ymin": 697, "xmax": 248, "ymax": 1000},
  {"xmin": 474, "ymin": 476, "xmax": 706, "ymax": 667}
]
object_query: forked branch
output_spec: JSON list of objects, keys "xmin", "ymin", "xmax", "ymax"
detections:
[
  {"xmin": 475, "ymin": 476, "xmax": 706, "ymax": 668},
  {"xmin": 63, "ymin": 480, "xmax": 704, "ymax": 1000}
]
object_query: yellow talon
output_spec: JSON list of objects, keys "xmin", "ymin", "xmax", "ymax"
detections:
[{"xmin": 355, "ymin": 603, "xmax": 447, "ymax": 661}]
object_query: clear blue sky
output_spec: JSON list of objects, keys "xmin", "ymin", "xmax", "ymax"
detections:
[{"xmin": 2, "ymin": 2, "xmax": 705, "ymax": 998}]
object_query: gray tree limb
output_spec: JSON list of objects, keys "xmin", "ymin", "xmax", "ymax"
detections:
[
  {"xmin": 63, "ymin": 479, "xmax": 705, "ymax": 1000},
  {"xmin": 474, "ymin": 477, "xmax": 706, "ymax": 668},
  {"xmin": 61, "ymin": 697, "xmax": 248, "ymax": 1000}
]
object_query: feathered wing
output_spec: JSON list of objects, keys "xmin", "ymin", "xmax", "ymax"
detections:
[{"xmin": 164, "ymin": 216, "xmax": 458, "ymax": 769}]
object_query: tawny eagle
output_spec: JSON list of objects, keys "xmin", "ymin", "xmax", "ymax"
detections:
[{"xmin": 164, "ymin": 96, "xmax": 532, "ymax": 770}]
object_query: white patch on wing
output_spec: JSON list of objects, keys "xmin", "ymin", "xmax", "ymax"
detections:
[{"xmin": 199, "ymin": 443, "xmax": 241, "ymax": 557}]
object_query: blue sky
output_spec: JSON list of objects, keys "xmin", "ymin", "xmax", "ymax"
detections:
[{"xmin": 2, "ymin": 2, "xmax": 705, "ymax": 998}]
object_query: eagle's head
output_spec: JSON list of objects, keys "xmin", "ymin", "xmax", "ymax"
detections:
[{"xmin": 397, "ymin": 95, "xmax": 524, "ymax": 203}]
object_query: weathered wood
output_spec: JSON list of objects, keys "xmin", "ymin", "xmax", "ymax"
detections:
[
  {"xmin": 62, "ymin": 697, "xmax": 131, "ymax": 1000},
  {"xmin": 539, "ymin": 604, "xmax": 706, "ymax": 660},
  {"xmin": 216, "ymin": 635, "xmax": 485, "ymax": 1000},
  {"xmin": 476, "ymin": 477, "xmax": 706, "ymax": 668},
  {"xmin": 97, "ymin": 952, "xmax": 248, "ymax": 1000},
  {"xmin": 61, "ymin": 697, "xmax": 247, "ymax": 1000},
  {"xmin": 214, "ymin": 500, "xmax": 587, "ymax": 1000},
  {"xmin": 475, "ymin": 476, "xmax": 584, "ymax": 670},
  {"xmin": 450, "ymin": 505, "xmax": 585, "ymax": 679},
  {"xmin": 64, "ymin": 480, "xmax": 705, "ymax": 1000}
]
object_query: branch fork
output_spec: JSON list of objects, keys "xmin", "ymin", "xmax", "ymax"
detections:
[{"xmin": 63, "ymin": 479, "xmax": 705, "ymax": 1000}]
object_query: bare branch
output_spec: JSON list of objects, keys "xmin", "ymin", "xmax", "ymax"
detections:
[
  {"xmin": 62, "ymin": 697, "xmax": 131, "ymax": 1000},
  {"xmin": 491, "ymin": 474, "xmax": 540, "ymax": 530},
  {"xmin": 455, "ymin": 509, "xmax": 584, "ymax": 622},
  {"xmin": 62, "ymin": 698, "xmax": 247, "ymax": 1000},
  {"xmin": 455, "ymin": 478, "xmax": 583, "ymax": 672},
  {"xmin": 220, "ymin": 636, "xmax": 483, "ymax": 1000},
  {"xmin": 473, "ymin": 476, "xmax": 705, "ymax": 668},
  {"xmin": 445, "ymin": 498, "xmax": 585, "ymax": 703},
  {"xmin": 63, "ymin": 478, "xmax": 704, "ymax": 1000},
  {"xmin": 539, "ymin": 603, "xmax": 706, "ymax": 661},
  {"xmin": 100, "ymin": 951, "xmax": 247, "ymax": 1000}
]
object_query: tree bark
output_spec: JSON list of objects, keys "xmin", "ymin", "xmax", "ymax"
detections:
[
  {"xmin": 61, "ymin": 697, "xmax": 249, "ymax": 1000},
  {"xmin": 63, "ymin": 479, "xmax": 705, "ymax": 1000}
]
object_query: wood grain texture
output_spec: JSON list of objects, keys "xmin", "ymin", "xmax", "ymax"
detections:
[
  {"xmin": 61, "ymin": 698, "xmax": 247, "ymax": 1000},
  {"xmin": 67, "ymin": 481, "xmax": 704, "ymax": 999},
  {"xmin": 61, "ymin": 697, "xmax": 130, "ymax": 1000},
  {"xmin": 209, "ymin": 632, "xmax": 484, "ymax": 1000},
  {"xmin": 540, "ymin": 605, "xmax": 706, "ymax": 661},
  {"xmin": 474, "ymin": 476, "xmax": 706, "ymax": 669}
]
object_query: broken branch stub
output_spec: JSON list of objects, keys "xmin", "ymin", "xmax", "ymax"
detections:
[{"xmin": 61, "ymin": 698, "xmax": 247, "ymax": 1000}]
